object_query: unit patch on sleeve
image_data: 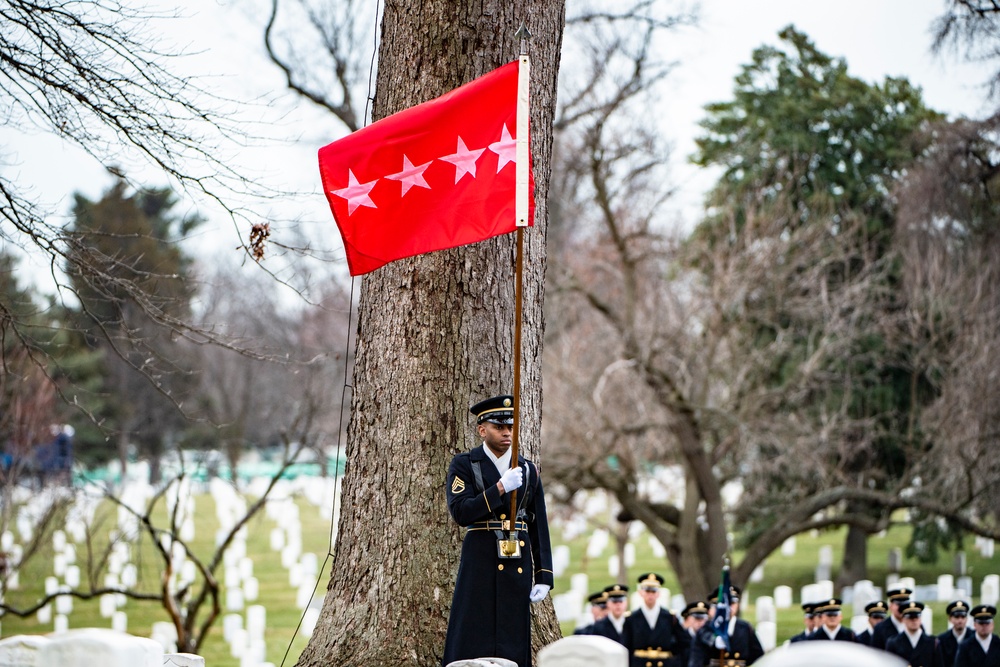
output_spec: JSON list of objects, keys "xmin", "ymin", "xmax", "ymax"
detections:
[{"xmin": 451, "ymin": 477, "xmax": 466, "ymax": 494}]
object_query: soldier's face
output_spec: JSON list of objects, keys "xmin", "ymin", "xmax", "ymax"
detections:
[
  {"xmin": 592, "ymin": 603, "xmax": 608, "ymax": 621},
  {"xmin": 822, "ymin": 611, "xmax": 841, "ymax": 630},
  {"xmin": 639, "ymin": 587, "xmax": 659, "ymax": 607},
  {"xmin": 902, "ymin": 614, "xmax": 922, "ymax": 632},
  {"xmin": 479, "ymin": 422, "xmax": 513, "ymax": 457},
  {"xmin": 950, "ymin": 612, "xmax": 968, "ymax": 632},
  {"xmin": 975, "ymin": 618, "xmax": 994, "ymax": 639},
  {"xmin": 607, "ymin": 596, "xmax": 627, "ymax": 619}
]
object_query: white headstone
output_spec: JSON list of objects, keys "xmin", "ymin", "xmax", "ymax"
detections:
[
  {"xmin": 269, "ymin": 528, "xmax": 285, "ymax": 552},
  {"xmin": 774, "ymin": 585, "xmax": 793, "ymax": 609},
  {"xmin": 757, "ymin": 620, "xmax": 777, "ymax": 652},
  {"xmin": 850, "ymin": 615, "xmax": 869, "ymax": 634},
  {"xmin": 44, "ymin": 577, "xmax": 58, "ymax": 596},
  {"xmin": 623, "ymin": 544, "xmax": 635, "ymax": 568},
  {"xmin": 937, "ymin": 575, "xmax": 954, "ymax": 601},
  {"xmin": 163, "ymin": 653, "xmax": 205, "ymax": 667},
  {"xmin": 64, "ymin": 566, "xmax": 80, "ymax": 588},
  {"xmin": 100, "ymin": 594, "xmax": 117, "ymax": 619},
  {"xmin": 607, "ymin": 555, "xmax": 620, "ymax": 578},
  {"xmin": 754, "ymin": 641, "xmax": 906, "ymax": 667},
  {"xmin": 537, "ymin": 635, "xmax": 628, "ymax": 667},
  {"xmin": 52, "ymin": 531, "xmax": 66, "ymax": 553},
  {"xmin": 818, "ymin": 546, "xmax": 833, "ymax": 566},
  {"xmin": 111, "ymin": 611, "xmax": 127, "ymax": 633},
  {"xmin": 222, "ymin": 613, "xmax": 242, "ymax": 643},
  {"xmin": 0, "ymin": 634, "xmax": 49, "ymax": 667},
  {"xmin": 37, "ymin": 628, "xmax": 163, "ymax": 667},
  {"xmin": 750, "ymin": 565, "xmax": 765, "ymax": 583},
  {"xmin": 243, "ymin": 577, "xmax": 259, "ymax": 602},
  {"xmin": 246, "ymin": 605, "xmax": 266, "ymax": 637},
  {"xmin": 55, "ymin": 594, "xmax": 72, "ymax": 615},
  {"xmin": 756, "ymin": 596, "xmax": 776, "ymax": 624},
  {"xmin": 553, "ymin": 545, "xmax": 570, "ymax": 577},
  {"xmin": 301, "ymin": 607, "xmax": 320, "ymax": 638},
  {"xmin": 982, "ymin": 575, "xmax": 999, "ymax": 606},
  {"xmin": 780, "ymin": 537, "xmax": 796, "ymax": 557},
  {"xmin": 53, "ymin": 615, "xmax": 68, "ymax": 634},
  {"xmin": 36, "ymin": 605, "xmax": 52, "ymax": 625},
  {"xmin": 226, "ymin": 587, "xmax": 244, "ymax": 612},
  {"xmin": 445, "ymin": 660, "xmax": 517, "ymax": 667},
  {"xmin": 0, "ymin": 532, "xmax": 14, "ymax": 551},
  {"xmin": 570, "ymin": 573, "xmax": 589, "ymax": 597}
]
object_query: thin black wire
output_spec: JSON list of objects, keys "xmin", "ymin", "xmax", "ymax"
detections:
[{"xmin": 278, "ymin": 0, "xmax": 381, "ymax": 663}]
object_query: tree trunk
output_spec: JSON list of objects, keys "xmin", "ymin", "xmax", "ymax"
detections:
[
  {"xmin": 296, "ymin": 2, "xmax": 566, "ymax": 666},
  {"xmin": 836, "ymin": 524, "xmax": 869, "ymax": 590}
]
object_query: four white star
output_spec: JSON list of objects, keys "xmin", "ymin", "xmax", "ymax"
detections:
[
  {"xmin": 330, "ymin": 169, "xmax": 378, "ymax": 215},
  {"xmin": 489, "ymin": 124, "xmax": 517, "ymax": 173},
  {"xmin": 385, "ymin": 155, "xmax": 432, "ymax": 196},
  {"xmin": 439, "ymin": 137, "xmax": 486, "ymax": 184},
  {"xmin": 331, "ymin": 128, "xmax": 517, "ymax": 212}
]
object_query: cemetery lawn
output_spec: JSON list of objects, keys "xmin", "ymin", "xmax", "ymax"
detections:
[
  {"xmin": 3, "ymin": 491, "xmax": 995, "ymax": 664},
  {"xmin": 1, "ymin": 492, "xmax": 332, "ymax": 667}
]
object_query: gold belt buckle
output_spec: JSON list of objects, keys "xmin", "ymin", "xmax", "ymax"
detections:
[{"xmin": 497, "ymin": 537, "xmax": 522, "ymax": 558}]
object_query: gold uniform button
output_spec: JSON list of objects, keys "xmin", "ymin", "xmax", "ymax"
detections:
[
  {"xmin": 500, "ymin": 514, "xmax": 506, "ymax": 520},
  {"xmin": 518, "ymin": 567, "xmax": 523, "ymax": 573},
  {"xmin": 498, "ymin": 564, "xmax": 504, "ymax": 571},
  {"xmin": 519, "ymin": 540, "xmax": 525, "ymax": 546}
]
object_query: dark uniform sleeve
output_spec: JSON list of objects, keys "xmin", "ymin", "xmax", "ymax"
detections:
[
  {"xmin": 526, "ymin": 461, "xmax": 554, "ymax": 588},
  {"xmin": 446, "ymin": 453, "xmax": 503, "ymax": 526}
]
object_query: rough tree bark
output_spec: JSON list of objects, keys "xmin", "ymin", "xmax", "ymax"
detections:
[{"xmin": 295, "ymin": 2, "xmax": 566, "ymax": 666}]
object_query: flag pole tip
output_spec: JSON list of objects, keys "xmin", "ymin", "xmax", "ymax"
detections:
[{"xmin": 515, "ymin": 22, "xmax": 531, "ymax": 41}]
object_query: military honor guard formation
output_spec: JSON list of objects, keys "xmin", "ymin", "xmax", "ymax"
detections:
[{"xmin": 441, "ymin": 395, "xmax": 1000, "ymax": 667}]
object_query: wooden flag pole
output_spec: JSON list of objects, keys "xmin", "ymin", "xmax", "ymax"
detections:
[
  {"xmin": 508, "ymin": 24, "xmax": 531, "ymax": 539},
  {"xmin": 509, "ymin": 226, "xmax": 525, "ymax": 533}
]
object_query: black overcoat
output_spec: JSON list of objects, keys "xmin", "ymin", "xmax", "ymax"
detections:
[
  {"xmin": 442, "ymin": 445, "xmax": 553, "ymax": 667},
  {"xmin": 624, "ymin": 607, "xmax": 688, "ymax": 667},
  {"xmin": 886, "ymin": 631, "xmax": 945, "ymax": 667},
  {"xmin": 954, "ymin": 635, "xmax": 1000, "ymax": 667}
]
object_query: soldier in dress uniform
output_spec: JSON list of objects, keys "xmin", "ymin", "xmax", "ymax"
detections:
[
  {"xmin": 679, "ymin": 601, "xmax": 711, "ymax": 667},
  {"xmin": 592, "ymin": 584, "xmax": 631, "ymax": 645},
  {"xmin": 442, "ymin": 395, "xmax": 554, "ymax": 667},
  {"xmin": 872, "ymin": 586, "xmax": 915, "ymax": 650},
  {"xmin": 808, "ymin": 598, "xmax": 856, "ymax": 641},
  {"xmin": 938, "ymin": 600, "xmax": 972, "ymax": 667},
  {"xmin": 688, "ymin": 584, "xmax": 765, "ymax": 667},
  {"xmin": 885, "ymin": 600, "xmax": 945, "ymax": 667},
  {"xmin": 856, "ymin": 601, "xmax": 888, "ymax": 646},
  {"xmin": 955, "ymin": 604, "xmax": 1000, "ymax": 667},
  {"xmin": 624, "ymin": 572, "xmax": 688, "ymax": 667},
  {"xmin": 574, "ymin": 591, "xmax": 609, "ymax": 635},
  {"xmin": 789, "ymin": 602, "xmax": 818, "ymax": 643}
]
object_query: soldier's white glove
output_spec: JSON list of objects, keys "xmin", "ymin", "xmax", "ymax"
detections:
[
  {"xmin": 498, "ymin": 466, "xmax": 523, "ymax": 493},
  {"xmin": 530, "ymin": 584, "xmax": 550, "ymax": 603}
]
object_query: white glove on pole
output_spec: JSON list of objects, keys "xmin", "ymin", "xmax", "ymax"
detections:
[
  {"xmin": 498, "ymin": 466, "xmax": 523, "ymax": 493},
  {"xmin": 530, "ymin": 584, "xmax": 550, "ymax": 603}
]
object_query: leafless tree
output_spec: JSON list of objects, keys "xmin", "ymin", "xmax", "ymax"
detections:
[{"xmin": 543, "ymin": 12, "xmax": 1000, "ymax": 598}]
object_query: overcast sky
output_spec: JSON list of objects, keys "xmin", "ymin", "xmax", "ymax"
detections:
[{"xmin": 2, "ymin": 0, "xmax": 994, "ymax": 285}]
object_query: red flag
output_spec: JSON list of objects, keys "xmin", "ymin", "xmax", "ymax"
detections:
[{"xmin": 318, "ymin": 60, "xmax": 534, "ymax": 276}]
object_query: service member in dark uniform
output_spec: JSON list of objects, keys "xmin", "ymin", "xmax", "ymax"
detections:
[
  {"xmin": 856, "ymin": 601, "xmax": 888, "ymax": 646},
  {"xmin": 954, "ymin": 604, "xmax": 1000, "ymax": 667},
  {"xmin": 872, "ymin": 586, "xmax": 915, "ymax": 650},
  {"xmin": 442, "ymin": 395, "xmax": 554, "ymax": 667},
  {"xmin": 574, "ymin": 590, "xmax": 609, "ymax": 635},
  {"xmin": 885, "ymin": 600, "xmax": 945, "ymax": 667},
  {"xmin": 593, "ymin": 584, "xmax": 631, "ymax": 645},
  {"xmin": 678, "ymin": 601, "xmax": 710, "ymax": 667},
  {"xmin": 789, "ymin": 602, "xmax": 818, "ymax": 643},
  {"xmin": 688, "ymin": 585, "xmax": 764, "ymax": 667},
  {"xmin": 939, "ymin": 599, "xmax": 972, "ymax": 667},
  {"xmin": 808, "ymin": 598, "xmax": 856, "ymax": 641},
  {"xmin": 624, "ymin": 572, "xmax": 688, "ymax": 667}
]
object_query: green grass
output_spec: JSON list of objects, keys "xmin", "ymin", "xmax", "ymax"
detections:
[{"xmin": 1, "ymin": 492, "xmax": 332, "ymax": 667}]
